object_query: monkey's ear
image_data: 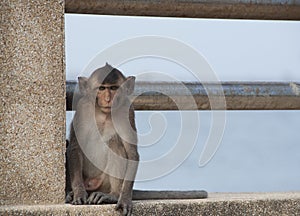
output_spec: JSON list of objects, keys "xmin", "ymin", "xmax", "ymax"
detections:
[
  {"xmin": 123, "ymin": 76, "xmax": 136, "ymax": 95},
  {"xmin": 78, "ymin": 77, "xmax": 89, "ymax": 95}
]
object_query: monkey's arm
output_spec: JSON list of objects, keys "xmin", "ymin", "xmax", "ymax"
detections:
[
  {"xmin": 67, "ymin": 124, "xmax": 88, "ymax": 205},
  {"xmin": 133, "ymin": 190, "xmax": 208, "ymax": 200}
]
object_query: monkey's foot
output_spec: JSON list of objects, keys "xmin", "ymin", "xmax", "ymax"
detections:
[
  {"xmin": 87, "ymin": 192, "xmax": 118, "ymax": 205},
  {"xmin": 115, "ymin": 197, "xmax": 133, "ymax": 216},
  {"xmin": 72, "ymin": 190, "xmax": 88, "ymax": 205}
]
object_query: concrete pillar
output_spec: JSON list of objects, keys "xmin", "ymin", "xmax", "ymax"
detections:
[{"xmin": 0, "ymin": 0, "xmax": 65, "ymax": 204}]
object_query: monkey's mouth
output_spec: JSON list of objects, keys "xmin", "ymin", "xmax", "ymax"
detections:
[{"xmin": 101, "ymin": 106, "xmax": 113, "ymax": 111}]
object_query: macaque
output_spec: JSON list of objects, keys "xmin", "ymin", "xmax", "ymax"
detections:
[{"xmin": 66, "ymin": 63, "xmax": 207, "ymax": 216}]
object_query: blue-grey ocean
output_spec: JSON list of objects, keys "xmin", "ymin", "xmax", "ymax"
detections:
[{"xmin": 66, "ymin": 110, "xmax": 300, "ymax": 193}]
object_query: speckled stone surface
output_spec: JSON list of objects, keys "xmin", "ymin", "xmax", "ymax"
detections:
[
  {"xmin": 0, "ymin": 0, "xmax": 65, "ymax": 205},
  {"xmin": 1, "ymin": 192, "xmax": 300, "ymax": 215}
]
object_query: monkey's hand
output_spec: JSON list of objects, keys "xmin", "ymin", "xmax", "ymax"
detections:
[
  {"xmin": 87, "ymin": 192, "xmax": 118, "ymax": 204},
  {"xmin": 65, "ymin": 191, "xmax": 73, "ymax": 203},
  {"xmin": 72, "ymin": 188, "xmax": 88, "ymax": 205},
  {"xmin": 115, "ymin": 196, "xmax": 133, "ymax": 216}
]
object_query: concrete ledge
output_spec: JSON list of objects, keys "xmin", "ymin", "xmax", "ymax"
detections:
[{"xmin": 1, "ymin": 192, "xmax": 300, "ymax": 215}]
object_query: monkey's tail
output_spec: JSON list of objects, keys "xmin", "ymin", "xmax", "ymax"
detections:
[{"xmin": 132, "ymin": 190, "xmax": 208, "ymax": 200}]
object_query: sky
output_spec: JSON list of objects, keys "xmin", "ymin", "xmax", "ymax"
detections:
[
  {"xmin": 65, "ymin": 14, "xmax": 300, "ymax": 192},
  {"xmin": 65, "ymin": 14, "xmax": 300, "ymax": 82}
]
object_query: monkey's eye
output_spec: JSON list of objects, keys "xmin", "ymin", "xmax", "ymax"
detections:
[
  {"xmin": 110, "ymin": 86, "xmax": 119, "ymax": 91},
  {"xmin": 98, "ymin": 86, "xmax": 106, "ymax": 91}
]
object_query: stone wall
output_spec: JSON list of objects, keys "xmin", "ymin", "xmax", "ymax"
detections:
[{"xmin": 0, "ymin": 0, "xmax": 65, "ymax": 205}]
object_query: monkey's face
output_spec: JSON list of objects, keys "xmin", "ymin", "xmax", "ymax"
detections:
[
  {"xmin": 96, "ymin": 84, "xmax": 120, "ymax": 114},
  {"xmin": 96, "ymin": 76, "xmax": 135, "ymax": 114},
  {"xmin": 78, "ymin": 64, "xmax": 135, "ymax": 114}
]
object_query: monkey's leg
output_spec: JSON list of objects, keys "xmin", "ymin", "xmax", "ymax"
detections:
[
  {"xmin": 115, "ymin": 144, "xmax": 139, "ymax": 216},
  {"xmin": 87, "ymin": 192, "xmax": 118, "ymax": 204}
]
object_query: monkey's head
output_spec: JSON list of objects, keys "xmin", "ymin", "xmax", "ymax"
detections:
[{"xmin": 78, "ymin": 63, "xmax": 135, "ymax": 114}]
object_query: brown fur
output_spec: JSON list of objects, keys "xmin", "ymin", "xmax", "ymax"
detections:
[
  {"xmin": 66, "ymin": 63, "xmax": 207, "ymax": 216},
  {"xmin": 66, "ymin": 63, "xmax": 139, "ymax": 215}
]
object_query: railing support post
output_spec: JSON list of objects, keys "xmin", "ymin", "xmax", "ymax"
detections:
[{"xmin": 0, "ymin": 0, "xmax": 66, "ymax": 205}]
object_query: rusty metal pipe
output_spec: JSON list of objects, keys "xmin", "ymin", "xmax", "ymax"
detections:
[
  {"xmin": 65, "ymin": 0, "xmax": 300, "ymax": 20},
  {"xmin": 66, "ymin": 81, "xmax": 300, "ymax": 110}
]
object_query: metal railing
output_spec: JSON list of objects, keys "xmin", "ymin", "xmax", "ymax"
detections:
[
  {"xmin": 65, "ymin": 0, "xmax": 300, "ymax": 20},
  {"xmin": 65, "ymin": 1, "xmax": 300, "ymax": 111},
  {"xmin": 66, "ymin": 81, "xmax": 300, "ymax": 110}
]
